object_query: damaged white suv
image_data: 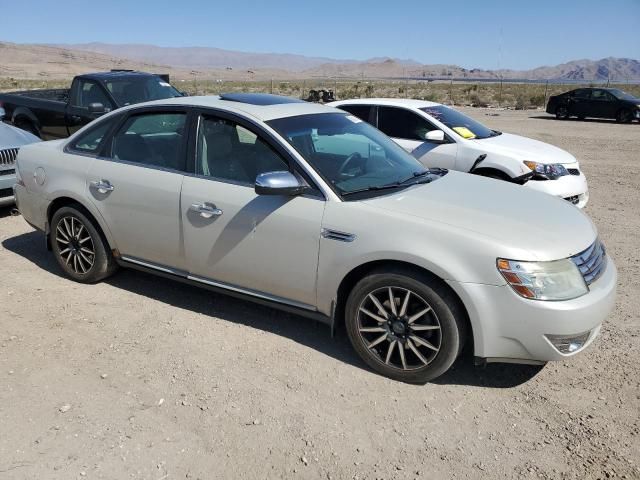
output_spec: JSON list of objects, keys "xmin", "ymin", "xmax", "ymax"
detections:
[
  {"xmin": 14, "ymin": 94, "xmax": 614, "ymax": 383},
  {"xmin": 331, "ymin": 99, "xmax": 589, "ymax": 208}
]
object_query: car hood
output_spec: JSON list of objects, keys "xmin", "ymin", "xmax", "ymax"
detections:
[
  {"xmin": 470, "ymin": 132, "xmax": 576, "ymax": 165},
  {"xmin": 362, "ymin": 171, "xmax": 596, "ymax": 261},
  {"xmin": 0, "ymin": 122, "xmax": 41, "ymax": 147}
]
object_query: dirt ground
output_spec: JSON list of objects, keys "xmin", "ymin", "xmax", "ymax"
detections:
[{"xmin": 1, "ymin": 109, "xmax": 639, "ymax": 480}]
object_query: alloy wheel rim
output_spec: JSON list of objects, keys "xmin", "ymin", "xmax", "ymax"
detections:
[
  {"xmin": 55, "ymin": 216, "xmax": 96, "ymax": 275},
  {"xmin": 356, "ymin": 286, "xmax": 442, "ymax": 371}
]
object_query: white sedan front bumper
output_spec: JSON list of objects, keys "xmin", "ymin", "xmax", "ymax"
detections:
[{"xmin": 523, "ymin": 164, "xmax": 589, "ymax": 208}]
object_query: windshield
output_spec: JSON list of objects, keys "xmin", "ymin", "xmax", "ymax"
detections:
[
  {"xmin": 608, "ymin": 88, "xmax": 638, "ymax": 101},
  {"xmin": 267, "ymin": 113, "xmax": 440, "ymax": 197},
  {"xmin": 103, "ymin": 76, "xmax": 182, "ymax": 106},
  {"xmin": 420, "ymin": 106, "xmax": 497, "ymax": 140}
]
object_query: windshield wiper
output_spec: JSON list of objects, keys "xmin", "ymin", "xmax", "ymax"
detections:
[
  {"xmin": 341, "ymin": 171, "xmax": 433, "ymax": 196},
  {"xmin": 397, "ymin": 170, "xmax": 432, "ymax": 184}
]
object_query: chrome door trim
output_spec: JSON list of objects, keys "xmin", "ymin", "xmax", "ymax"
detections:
[
  {"xmin": 187, "ymin": 274, "xmax": 317, "ymax": 311},
  {"xmin": 119, "ymin": 255, "xmax": 317, "ymax": 312},
  {"xmin": 120, "ymin": 255, "xmax": 182, "ymax": 275}
]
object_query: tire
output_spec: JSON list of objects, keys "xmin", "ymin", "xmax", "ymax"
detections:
[
  {"xmin": 15, "ymin": 120, "xmax": 39, "ymax": 137},
  {"xmin": 50, "ymin": 205, "xmax": 117, "ymax": 283},
  {"xmin": 555, "ymin": 105, "xmax": 569, "ymax": 120},
  {"xmin": 345, "ymin": 268, "xmax": 465, "ymax": 383},
  {"xmin": 616, "ymin": 109, "xmax": 632, "ymax": 123}
]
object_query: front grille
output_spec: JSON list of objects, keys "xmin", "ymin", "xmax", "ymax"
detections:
[
  {"xmin": 571, "ymin": 241, "xmax": 607, "ymax": 286},
  {"xmin": 0, "ymin": 187, "xmax": 14, "ymax": 199},
  {"xmin": 0, "ymin": 148, "xmax": 19, "ymax": 167},
  {"xmin": 0, "ymin": 168, "xmax": 15, "ymax": 176},
  {"xmin": 568, "ymin": 168, "xmax": 580, "ymax": 175}
]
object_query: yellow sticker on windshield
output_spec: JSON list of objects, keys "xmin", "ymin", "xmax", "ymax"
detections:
[{"xmin": 452, "ymin": 127, "xmax": 476, "ymax": 139}]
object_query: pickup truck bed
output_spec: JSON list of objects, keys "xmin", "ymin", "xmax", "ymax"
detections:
[{"xmin": 6, "ymin": 89, "xmax": 70, "ymax": 103}]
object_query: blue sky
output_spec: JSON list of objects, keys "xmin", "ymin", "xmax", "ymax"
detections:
[{"xmin": 2, "ymin": 0, "xmax": 639, "ymax": 69}]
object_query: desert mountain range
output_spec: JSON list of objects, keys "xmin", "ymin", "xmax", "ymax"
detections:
[{"xmin": 1, "ymin": 41, "xmax": 638, "ymax": 82}]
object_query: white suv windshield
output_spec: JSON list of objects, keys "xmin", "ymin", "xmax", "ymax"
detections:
[
  {"xmin": 420, "ymin": 106, "xmax": 499, "ymax": 140},
  {"xmin": 268, "ymin": 113, "xmax": 443, "ymax": 197}
]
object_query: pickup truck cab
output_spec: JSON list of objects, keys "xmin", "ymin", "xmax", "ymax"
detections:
[
  {"xmin": 0, "ymin": 71, "xmax": 183, "ymax": 140},
  {"xmin": 331, "ymin": 98, "xmax": 590, "ymax": 208}
]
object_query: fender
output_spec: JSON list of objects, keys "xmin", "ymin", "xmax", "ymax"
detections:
[
  {"xmin": 11, "ymin": 106, "xmax": 40, "ymax": 134},
  {"xmin": 468, "ymin": 152, "xmax": 533, "ymax": 183},
  {"xmin": 45, "ymin": 189, "xmax": 119, "ymax": 254}
]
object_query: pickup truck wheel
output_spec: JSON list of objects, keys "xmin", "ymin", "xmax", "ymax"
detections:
[
  {"xmin": 345, "ymin": 270, "xmax": 463, "ymax": 383},
  {"xmin": 51, "ymin": 206, "xmax": 117, "ymax": 283},
  {"xmin": 15, "ymin": 120, "xmax": 39, "ymax": 137},
  {"xmin": 555, "ymin": 106, "xmax": 569, "ymax": 120},
  {"xmin": 616, "ymin": 109, "xmax": 632, "ymax": 123}
]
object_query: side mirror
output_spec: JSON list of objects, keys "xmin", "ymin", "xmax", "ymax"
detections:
[
  {"xmin": 255, "ymin": 171, "xmax": 308, "ymax": 196},
  {"xmin": 88, "ymin": 103, "xmax": 106, "ymax": 115},
  {"xmin": 425, "ymin": 130, "xmax": 446, "ymax": 143},
  {"xmin": 0, "ymin": 107, "xmax": 5, "ymax": 120}
]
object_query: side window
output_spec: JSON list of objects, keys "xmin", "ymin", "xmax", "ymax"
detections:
[
  {"xmin": 339, "ymin": 105, "xmax": 372, "ymax": 123},
  {"xmin": 378, "ymin": 107, "xmax": 437, "ymax": 141},
  {"xmin": 72, "ymin": 80, "xmax": 113, "ymax": 109},
  {"xmin": 68, "ymin": 118, "xmax": 115, "ymax": 153},
  {"xmin": 196, "ymin": 116, "xmax": 288, "ymax": 185},
  {"xmin": 109, "ymin": 112, "xmax": 186, "ymax": 170},
  {"xmin": 592, "ymin": 90, "xmax": 614, "ymax": 101},
  {"xmin": 573, "ymin": 89, "xmax": 591, "ymax": 100}
]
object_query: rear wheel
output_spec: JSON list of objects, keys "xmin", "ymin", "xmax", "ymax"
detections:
[
  {"xmin": 51, "ymin": 206, "xmax": 117, "ymax": 283},
  {"xmin": 345, "ymin": 269, "xmax": 464, "ymax": 383},
  {"xmin": 555, "ymin": 106, "xmax": 569, "ymax": 120},
  {"xmin": 616, "ymin": 109, "xmax": 632, "ymax": 123},
  {"xmin": 14, "ymin": 119, "xmax": 39, "ymax": 137}
]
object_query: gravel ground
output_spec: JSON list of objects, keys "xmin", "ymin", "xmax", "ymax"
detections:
[{"xmin": 0, "ymin": 109, "xmax": 638, "ymax": 480}]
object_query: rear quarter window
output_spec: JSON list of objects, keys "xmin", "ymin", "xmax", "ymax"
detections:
[{"xmin": 67, "ymin": 119, "xmax": 115, "ymax": 154}]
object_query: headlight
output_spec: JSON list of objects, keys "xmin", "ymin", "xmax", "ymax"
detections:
[
  {"xmin": 523, "ymin": 161, "xmax": 568, "ymax": 180},
  {"xmin": 497, "ymin": 258, "xmax": 588, "ymax": 301}
]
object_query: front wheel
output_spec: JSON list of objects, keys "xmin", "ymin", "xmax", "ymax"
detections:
[
  {"xmin": 345, "ymin": 269, "xmax": 464, "ymax": 383},
  {"xmin": 616, "ymin": 109, "xmax": 632, "ymax": 123},
  {"xmin": 51, "ymin": 206, "xmax": 117, "ymax": 283}
]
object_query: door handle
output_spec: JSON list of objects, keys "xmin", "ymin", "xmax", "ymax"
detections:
[
  {"xmin": 190, "ymin": 202, "xmax": 223, "ymax": 219},
  {"xmin": 90, "ymin": 180, "xmax": 114, "ymax": 194}
]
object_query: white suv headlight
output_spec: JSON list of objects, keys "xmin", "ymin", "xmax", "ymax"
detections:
[{"xmin": 497, "ymin": 258, "xmax": 588, "ymax": 301}]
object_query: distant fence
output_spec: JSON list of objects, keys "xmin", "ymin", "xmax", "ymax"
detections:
[
  {"xmin": 2, "ymin": 74, "xmax": 639, "ymax": 110},
  {"xmin": 179, "ymin": 77, "xmax": 640, "ymax": 109}
]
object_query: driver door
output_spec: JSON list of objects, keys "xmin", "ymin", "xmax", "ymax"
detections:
[
  {"xmin": 376, "ymin": 106, "xmax": 457, "ymax": 169},
  {"xmin": 180, "ymin": 112, "xmax": 325, "ymax": 308}
]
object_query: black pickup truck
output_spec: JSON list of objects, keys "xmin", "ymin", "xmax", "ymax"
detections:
[{"xmin": 0, "ymin": 70, "xmax": 183, "ymax": 140}]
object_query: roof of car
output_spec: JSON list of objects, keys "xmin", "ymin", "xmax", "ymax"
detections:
[
  {"xmin": 135, "ymin": 94, "xmax": 342, "ymax": 121},
  {"xmin": 330, "ymin": 98, "xmax": 442, "ymax": 109}
]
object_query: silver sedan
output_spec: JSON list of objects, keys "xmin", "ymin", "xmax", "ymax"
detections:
[{"xmin": 12, "ymin": 94, "xmax": 617, "ymax": 383}]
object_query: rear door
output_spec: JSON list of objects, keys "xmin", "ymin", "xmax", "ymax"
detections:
[
  {"xmin": 568, "ymin": 88, "xmax": 592, "ymax": 117},
  {"xmin": 86, "ymin": 107, "xmax": 189, "ymax": 270},
  {"xmin": 377, "ymin": 106, "xmax": 458, "ymax": 169},
  {"xmin": 180, "ymin": 111, "xmax": 325, "ymax": 307}
]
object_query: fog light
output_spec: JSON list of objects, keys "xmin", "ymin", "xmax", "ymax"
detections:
[{"xmin": 545, "ymin": 332, "xmax": 591, "ymax": 354}]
